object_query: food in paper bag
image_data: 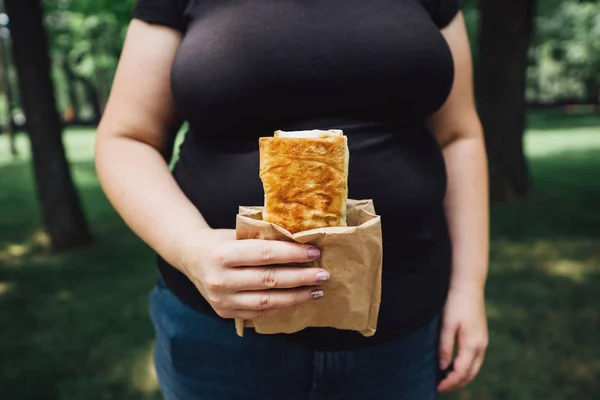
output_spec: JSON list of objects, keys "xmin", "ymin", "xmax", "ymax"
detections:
[
  {"xmin": 259, "ymin": 130, "xmax": 349, "ymax": 233},
  {"xmin": 234, "ymin": 130, "xmax": 382, "ymax": 337},
  {"xmin": 235, "ymin": 200, "xmax": 382, "ymax": 337}
]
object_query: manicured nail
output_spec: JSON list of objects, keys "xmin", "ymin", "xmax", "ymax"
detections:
[
  {"xmin": 309, "ymin": 288, "xmax": 324, "ymax": 300},
  {"xmin": 307, "ymin": 247, "xmax": 321, "ymax": 260},
  {"xmin": 316, "ymin": 271, "xmax": 331, "ymax": 284}
]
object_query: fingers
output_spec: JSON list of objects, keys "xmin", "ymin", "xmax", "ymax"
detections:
[
  {"xmin": 213, "ymin": 240, "xmax": 321, "ymax": 267},
  {"xmin": 466, "ymin": 333, "xmax": 488, "ymax": 383},
  {"xmin": 438, "ymin": 319, "xmax": 457, "ymax": 372},
  {"xmin": 438, "ymin": 323, "xmax": 488, "ymax": 393},
  {"xmin": 202, "ymin": 267, "xmax": 330, "ymax": 294},
  {"xmin": 211, "ymin": 287, "xmax": 324, "ymax": 319},
  {"xmin": 468, "ymin": 350, "xmax": 485, "ymax": 382},
  {"xmin": 226, "ymin": 287, "xmax": 324, "ymax": 311},
  {"xmin": 230, "ymin": 308, "xmax": 282, "ymax": 321},
  {"xmin": 437, "ymin": 344, "xmax": 476, "ymax": 393},
  {"xmin": 199, "ymin": 237, "xmax": 327, "ymax": 320},
  {"xmin": 227, "ymin": 267, "xmax": 331, "ymax": 290}
]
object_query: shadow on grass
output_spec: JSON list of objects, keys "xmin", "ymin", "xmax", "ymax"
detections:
[
  {"xmin": 491, "ymin": 149, "xmax": 600, "ymax": 241},
  {"xmin": 446, "ymin": 238, "xmax": 600, "ymax": 400},
  {"xmin": 0, "ymin": 161, "xmax": 162, "ymax": 400},
  {"xmin": 0, "ymin": 249, "xmax": 161, "ymax": 400}
]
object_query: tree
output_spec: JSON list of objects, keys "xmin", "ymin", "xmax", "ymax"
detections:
[
  {"xmin": 5, "ymin": 0, "xmax": 91, "ymax": 249},
  {"xmin": 0, "ymin": 1, "xmax": 16, "ymax": 156},
  {"xmin": 476, "ymin": 0, "xmax": 537, "ymax": 202},
  {"xmin": 0, "ymin": 25, "xmax": 16, "ymax": 156},
  {"xmin": 59, "ymin": 55, "xmax": 81, "ymax": 122},
  {"xmin": 44, "ymin": 0, "xmax": 132, "ymax": 121},
  {"xmin": 536, "ymin": 1, "xmax": 600, "ymax": 104}
]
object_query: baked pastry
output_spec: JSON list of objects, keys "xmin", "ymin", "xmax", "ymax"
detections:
[{"xmin": 259, "ymin": 130, "xmax": 349, "ymax": 233}]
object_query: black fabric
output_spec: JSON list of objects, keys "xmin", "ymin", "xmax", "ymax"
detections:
[
  {"xmin": 132, "ymin": 0, "xmax": 189, "ymax": 32},
  {"xmin": 133, "ymin": 0, "xmax": 461, "ymax": 350},
  {"xmin": 424, "ymin": 0, "xmax": 463, "ymax": 28}
]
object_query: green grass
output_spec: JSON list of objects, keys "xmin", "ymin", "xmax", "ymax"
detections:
[
  {"xmin": 1, "ymin": 111, "xmax": 600, "ymax": 399},
  {"xmin": 0, "ymin": 129, "xmax": 161, "ymax": 400}
]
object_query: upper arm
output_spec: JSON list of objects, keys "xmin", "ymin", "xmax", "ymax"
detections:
[
  {"xmin": 427, "ymin": 12, "xmax": 482, "ymax": 148},
  {"xmin": 96, "ymin": 19, "xmax": 183, "ymax": 158}
]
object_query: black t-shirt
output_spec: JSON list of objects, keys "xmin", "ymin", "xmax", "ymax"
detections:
[{"xmin": 132, "ymin": 0, "xmax": 460, "ymax": 350}]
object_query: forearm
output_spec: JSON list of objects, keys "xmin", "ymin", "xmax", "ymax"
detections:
[
  {"xmin": 442, "ymin": 136, "xmax": 489, "ymax": 292},
  {"xmin": 95, "ymin": 135, "xmax": 210, "ymax": 270}
]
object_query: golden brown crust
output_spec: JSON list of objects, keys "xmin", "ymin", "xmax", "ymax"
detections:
[{"xmin": 259, "ymin": 136, "xmax": 348, "ymax": 233}]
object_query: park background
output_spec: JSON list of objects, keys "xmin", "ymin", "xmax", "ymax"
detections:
[{"xmin": 1, "ymin": 0, "xmax": 599, "ymax": 399}]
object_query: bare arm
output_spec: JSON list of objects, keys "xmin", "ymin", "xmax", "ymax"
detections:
[
  {"xmin": 96, "ymin": 20, "xmax": 329, "ymax": 320},
  {"xmin": 426, "ymin": 13, "xmax": 489, "ymax": 393},
  {"xmin": 429, "ymin": 13, "xmax": 489, "ymax": 293},
  {"xmin": 96, "ymin": 20, "xmax": 207, "ymax": 268}
]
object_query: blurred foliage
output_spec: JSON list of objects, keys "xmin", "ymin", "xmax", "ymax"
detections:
[
  {"xmin": 36, "ymin": 0, "xmax": 136, "ymax": 121},
  {"xmin": 531, "ymin": 1, "xmax": 600, "ymax": 103},
  {"xmin": 464, "ymin": 0, "xmax": 600, "ymax": 104},
  {"xmin": 50, "ymin": 13, "xmax": 119, "ymax": 77},
  {"xmin": 44, "ymin": 0, "xmax": 136, "ymax": 25}
]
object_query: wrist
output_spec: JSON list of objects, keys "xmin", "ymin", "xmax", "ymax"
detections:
[
  {"xmin": 175, "ymin": 225, "xmax": 215, "ymax": 275},
  {"xmin": 449, "ymin": 276, "xmax": 486, "ymax": 296}
]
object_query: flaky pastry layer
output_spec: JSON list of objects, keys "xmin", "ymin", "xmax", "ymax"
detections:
[{"xmin": 259, "ymin": 130, "xmax": 348, "ymax": 233}]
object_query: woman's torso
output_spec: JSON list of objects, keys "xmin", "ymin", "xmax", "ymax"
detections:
[{"xmin": 157, "ymin": 0, "xmax": 455, "ymax": 350}]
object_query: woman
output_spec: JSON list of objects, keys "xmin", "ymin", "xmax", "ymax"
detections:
[{"xmin": 96, "ymin": 0, "xmax": 489, "ymax": 399}]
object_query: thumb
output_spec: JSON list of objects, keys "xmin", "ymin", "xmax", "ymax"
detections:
[{"xmin": 439, "ymin": 319, "xmax": 457, "ymax": 370}]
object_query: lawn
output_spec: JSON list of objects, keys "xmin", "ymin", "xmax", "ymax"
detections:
[{"xmin": 1, "ymin": 111, "xmax": 599, "ymax": 399}]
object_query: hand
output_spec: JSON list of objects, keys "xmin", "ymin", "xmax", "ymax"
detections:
[
  {"xmin": 179, "ymin": 229, "xmax": 329, "ymax": 320},
  {"xmin": 437, "ymin": 285, "xmax": 488, "ymax": 393}
]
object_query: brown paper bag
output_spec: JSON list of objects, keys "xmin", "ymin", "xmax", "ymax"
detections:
[{"xmin": 234, "ymin": 199, "xmax": 382, "ymax": 337}]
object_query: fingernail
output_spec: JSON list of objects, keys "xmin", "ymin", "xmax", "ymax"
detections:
[
  {"xmin": 307, "ymin": 247, "xmax": 321, "ymax": 260},
  {"xmin": 309, "ymin": 288, "xmax": 324, "ymax": 300},
  {"xmin": 316, "ymin": 271, "xmax": 331, "ymax": 284},
  {"xmin": 440, "ymin": 360, "xmax": 449, "ymax": 370}
]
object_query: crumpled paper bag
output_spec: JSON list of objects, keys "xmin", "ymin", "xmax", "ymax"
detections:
[{"xmin": 234, "ymin": 199, "xmax": 382, "ymax": 337}]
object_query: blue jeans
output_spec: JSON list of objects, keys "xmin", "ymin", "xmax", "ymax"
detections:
[{"xmin": 150, "ymin": 279, "xmax": 441, "ymax": 400}]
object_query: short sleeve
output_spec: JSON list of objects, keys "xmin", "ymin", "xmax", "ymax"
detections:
[
  {"xmin": 425, "ymin": 0, "xmax": 462, "ymax": 29},
  {"xmin": 132, "ymin": 0, "xmax": 189, "ymax": 32}
]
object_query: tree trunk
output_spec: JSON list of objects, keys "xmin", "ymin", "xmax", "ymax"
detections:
[
  {"xmin": 5, "ymin": 0, "xmax": 91, "ymax": 249},
  {"xmin": 94, "ymin": 69, "xmax": 109, "ymax": 116},
  {"xmin": 60, "ymin": 56, "xmax": 80, "ymax": 122},
  {"xmin": 79, "ymin": 76, "xmax": 102, "ymax": 124},
  {"xmin": 89, "ymin": 54, "xmax": 108, "ymax": 115},
  {"xmin": 65, "ymin": 60, "xmax": 102, "ymax": 123},
  {"xmin": 476, "ymin": 0, "xmax": 536, "ymax": 202},
  {"xmin": 0, "ymin": 32, "xmax": 16, "ymax": 156},
  {"xmin": 585, "ymin": 78, "xmax": 599, "ymax": 105}
]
